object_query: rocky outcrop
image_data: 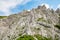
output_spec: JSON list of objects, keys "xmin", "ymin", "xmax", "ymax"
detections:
[{"xmin": 0, "ymin": 5, "xmax": 60, "ymax": 40}]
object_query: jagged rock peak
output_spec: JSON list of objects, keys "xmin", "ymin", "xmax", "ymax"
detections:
[
  {"xmin": 55, "ymin": 8, "xmax": 60, "ymax": 13},
  {"xmin": 37, "ymin": 4, "xmax": 50, "ymax": 9}
]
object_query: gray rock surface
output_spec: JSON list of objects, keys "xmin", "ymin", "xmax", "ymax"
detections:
[{"xmin": 0, "ymin": 5, "xmax": 60, "ymax": 40}]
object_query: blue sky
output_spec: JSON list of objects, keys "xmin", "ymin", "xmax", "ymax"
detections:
[{"xmin": 0, "ymin": 0, "xmax": 60, "ymax": 16}]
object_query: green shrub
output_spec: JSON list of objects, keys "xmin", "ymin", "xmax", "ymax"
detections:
[
  {"xmin": 55, "ymin": 34, "xmax": 59, "ymax": 40},
  {"xmin": 54, "ymin": 24, "xmax": 60, "ymax": 29},
  {"xmin": 17, "ymin": 34, "xmax": 52, "ymax": 40},
  {"xmin": 36, "ymin": 28, "xmax": 40, "ymax": 30},
  {"xmin": 37, "ymin": 17, "xmax": 43, "ymax": 21},
  {"xmin": 0, "ymin": 16, "xmax": 7, "ymax": 19},
  {"xmin": 34, "ymin": 34, "xmax": 52, "ymax": 40},
  {"xmin": 34, "ymin": 34, "xmax": 43, "ymax": 40},
  {"xmin": 37, "ymin": 17, "xmax": 46, "ymax": 22},
  {"xmin": 17, "ymin": 35, "xmax": 35, "ymax": 40}
]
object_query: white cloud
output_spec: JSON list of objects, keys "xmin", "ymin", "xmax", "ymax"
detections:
[
  {"xmin": 41, "ymin": 3, "xmax": 50, "ymax": 9},
  {"xmin": 0, "ymin": 0, "xmax": 31, "ymax": 16},
  {"xmin": 57, "ymin": 4, "xmax": 60, "ymax": 8}
]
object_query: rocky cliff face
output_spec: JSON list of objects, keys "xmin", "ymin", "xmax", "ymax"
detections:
[{"xmin": 0, "ymin": 5, "xmax": 60, "ymax": 40}]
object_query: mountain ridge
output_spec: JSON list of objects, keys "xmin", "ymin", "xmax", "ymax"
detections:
[{"xmin": 0, "ymin": 5, "xmax": 60, "ymax": 40}]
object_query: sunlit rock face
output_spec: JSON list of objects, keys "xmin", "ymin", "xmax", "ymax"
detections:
[
  {"xmin": 55, "ymin": 8, "xmax": 60, "ymax": 25},
  {"xmin": 0, "ymin": 5, "xmax": 60, "ymax": 40}
]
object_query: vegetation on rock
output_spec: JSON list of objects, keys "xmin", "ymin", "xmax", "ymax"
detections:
[
  {"xmin": 54, "ymin": 24, "xmax": 60, "ymax": 29},
  {"xmin": 17, "ymin": 34, "xmax": 52, "ymax": 40},
  {"xmin": 0, "ymin": 16, "xmax": 7, "ymax": 19},
  {"xmin": 17, "ymin": 35, "xmax": 35, "ymax": 40}
]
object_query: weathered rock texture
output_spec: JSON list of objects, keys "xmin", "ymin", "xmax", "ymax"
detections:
[{"xmin": 0, "ymin": 5, "xmax": 60, "ymax": 40}]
